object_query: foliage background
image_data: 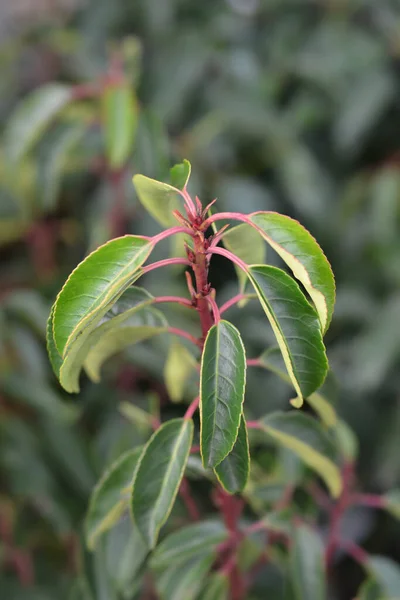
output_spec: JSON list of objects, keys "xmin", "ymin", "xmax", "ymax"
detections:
[{"xmin": 1, "ymin": 0, "xmax": 400, "ymax": 598}]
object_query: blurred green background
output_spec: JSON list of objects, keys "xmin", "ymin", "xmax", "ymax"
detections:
[{"xmin": 1, "ymin": 0, "xmax": 400, "ymax": 598}]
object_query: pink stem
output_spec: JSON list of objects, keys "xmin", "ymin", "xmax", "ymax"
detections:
[
  {"xmin": 247, "ymin": 358, "xmax": 262, "ymax": 368},
  {"xmin": 246, "ymin": 420, "xmax": 262, "ymax": 429},
  {"xmin": 151, "ymin": 226, "xmax": 193, "ymax": 245},
  {"xmin": 208, "ymin": 246, "xmax": 249, "ymax": 274},
  {"xmin": 203, "ymin": 212, "xmax": 250, "ymax": 229},
  {"xmin": 208, "ymin": 295, "xmax": 221, "ymax": 324},
  {"xmin": 350, "ymin": 493, "xmax": 385, "ymax": 509},
  {"xmin": 179, "ymin": 479, "xmax": 201, "ymax": 521},
  {"xmin": 185, "ymin": 396, "xmax": 200, "ymax": 420},
  {"xmin": 143, "ymin": 257, "xmax": 190, "ymax": 274},
  {"xmin": 337, "ymin": 539, "xmax": 369, "ymax": 566},
  {"xmin": 153, "ymin": 296, "xmax": 194, "ymax": 309},
  {"xmin": 182, "ymin": 188, "xmax": 197, "ymax": 217},
  {"xmin": 190, "ymin": 445, "xmax": 200, "ymax": 454},
  {"xmin": 168, "ymin": 327, "xmax": 201, "ymax": 348},
  {"xmin": 220, "ymin": 293, "xmax": 254, "ymax": 315}
]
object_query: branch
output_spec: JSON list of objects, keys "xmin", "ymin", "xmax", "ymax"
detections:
[
  {"xmin": 153, "ymin": 296, "xmax": 194, "ymax": 309},
  {"xmin": 220, "ymin": 293, "xmax": 256, "ymax": 315},
  {"xmin": 143, "ymin": 257, "xmax": 190, "ymax": 274},
  {"xmin": 207, "ymin": 246, "xmax": 249, "ymax": 274},
  {"xmin": 168, "ymin": 327, "xmax": 201, "ymax": 348}
]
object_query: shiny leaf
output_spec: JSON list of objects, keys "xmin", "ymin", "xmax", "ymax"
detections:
[
  {"xmin": 170, "ymin": 159, "xmax": 191, "ymax": 190},
  {"xmin": 154, "ymin": 552, "xmax": 215, "ymax": 600},
  {"xmin": 250, "ymin": 212, "xmax": 335, "ymax": 332},
  {"xmin": 133, "ymin": 174, "xmax": 183, "ymax": 227},
  {"xmin": 214, "ymin": 416, "xmax": 249, "ymax": 494},
  {"xmin": 249, "ymin": 265, "xmax": 328, "ymax": 407},
  {"xmin": 200, "ymin": 320, "xmax": 246, "ymax": 468},
  {"xmin": 131, "ymin": 418, "xmax": 193, "ymax": 548}
]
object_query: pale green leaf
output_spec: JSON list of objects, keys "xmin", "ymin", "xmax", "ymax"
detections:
[
  {"xmin": 170, "ymin": 159, "xmax": 191, "ymax": 190},
  {"xmin": 200, "ymin": 320, "xmax": 246, "ymax": 468},
  {"xmin": 384, "ymin": 490, "xmax": 400, "ymax": 521},
  {"xmin": 102, "ymin": 83, "xmax": 138, "ymax": 169},
  {"xmin": 154, "ymin": 552, "xmax": 215, "ymax": 600},
  {"xmin": 131, "ymin": 418, "xmax": 193, "ymax": 548},
  {"xmin": 85, "ymin": 447, "xmax": 142, "ymax": 550},
  {"xmin": 222, "ymin": 224, "xmax": 265, "ymax": 298},
  {"xmin": 260, "ymin": 411, "xmax": 341, "ymax": 497},
  {"xmin": 290, "ymin": 524, "xmax": 327, "ymax": 600},
  {"xmin": 214, "ymin": 416, "xmax": 250, "ymax": 494},
  {"xmin": 133, "ymin": 174, "xmax": 183, "ymax": 227},
  {"xmin": 249, "ymin": 266, "xmax": 328, "ymax": 407},
  {"xmin": 4, "ymin": 83, "xmax": 72, "ymax": 163},
  {"xmin": 250, "ymin": 212, "xmax": 335, "ymax": 332},
  {"xmin": 164, "ymin": 341, "xmax": 197, "ymax": 403},
  {"xmin": 367, "ymin": 555, "xmax": 400, "ymax": 599}
]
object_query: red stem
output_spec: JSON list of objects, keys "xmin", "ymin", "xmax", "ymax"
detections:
[
  {"xmin": 151, "ymin": 226, "xmax": 194, "ymax": 245},
  {"xmin": 350, "ymin": 493, "xmax": 385, "ymax": 509},
  {"xmin": 325, "ymin": 463, "xmax": 354, "ymax": 569},
  {"xmin": 168, "ymin": 327, "xmax": 201, "ymax": 348},
  {"xmin": 207, "ymin": 246, "xmax": 249, "ymax": 274},
  {"xmin": 337, "ymin": 539, "xmax": 369, "ymax": 566},
  {"xmin": 179, "ymin": 479, "xmax": 201, "ymax": 521},
  {"xmin": 207, "ymin": 294, "xmax": 221, "ymax": 323},
  {"xmin": 153, "ymin": 296, "xmax": 194, "ymax": 309},
  {"xmin": 143, "ymin": 257, "xmax": 190, "ymax": 274},
  {"xmin": 184, "ymin": 396, "xmax": 200, "ymax": 420},
  {"xmin": 246, "ymin": 420, "xmax": 262, "ymax": 429},
  {"xmin": 247, "ymin": 358, "xmax": 262, "ymax": 368},
  {"xmin": 192, "ymin": 233, "xmax": 214, "ymax": 339},
  {"xmin": 202, "ymin": 211, "xmax": 250, "ymax": 230},
  {"xmin": 220, "ymin": 293, "xmax": 254, "ymax": 315}
]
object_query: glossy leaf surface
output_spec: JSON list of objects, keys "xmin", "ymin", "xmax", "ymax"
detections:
[
  {"xmin": 131, "ymin": 418, "xmax": 193, "ymax": 548},
  {"xmin": 214, "ymin": 416, "xmax": 249, "ymax": 494},
  {"xmin": 290, "ymin": 524, "xmax": 326, "ymax": 600},
  {"xmin": 249, "ymin": 265, "xmax": 328, "ymax": 406},
  {"xmin": 260, "ymin": 411, "xmax": 341, "ymax": 497},
  {"xmin": 133, "ymin": 175, "xmax": 183, "ymax": 227},
  {"xmin": 85, "ymin": 447, "xmax": 142, "ymax": 550},
  {"xmin": 53, "ymin": 235, "xmax": 153, "ymax": 357},
  {"xmin": 250, "ymin": 212, "xmax": 335, "ymax": 332},
  {"xmin": 154, "ymin": 552, "xmax": 215, "ymax": 600},
  {"xmin": 200, "ymin": 320, "xmax": 246, "ymax": 468}
]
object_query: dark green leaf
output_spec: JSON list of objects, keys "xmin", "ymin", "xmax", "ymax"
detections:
[
  {"xmin": 154, "ymin": 553, "xmax": 215, "ymax": 600},
  {"xmin": 200, "ymin": 320, "xmax": 246, "ymax": 468},
  {"xmin": 214, "ymin": 416, "xmax": 249, "ymax": 494},
  {"xmin": 199, "ymin": 573, "xmax": 229, "ymax": 600},
  {"xmin": 131, "ymin": 418, "xmax": 193, "ymax": 548},
  {"xmin": 290, "ymin": 523, "xmax": 326, "ymax": 600},
  {"xmin": 249, "ymin": 265, "xmax": 328, "ymax": 407}
]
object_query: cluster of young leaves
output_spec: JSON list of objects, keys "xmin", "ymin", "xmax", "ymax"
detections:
[{"xmin": 42, "ymin": 160, "xmax": 400, "ymax": 599}]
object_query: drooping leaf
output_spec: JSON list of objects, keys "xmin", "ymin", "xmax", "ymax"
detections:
[
  {"xmin": 164, "ymin": 341, "xmax": 197, "ymax": 403},
  {"xmin": 250, "ymin": 212, "xmax": 335, "ymax": 332},
  {"xmin": 214, "ymin": 416, "xmax": 250, "ymax": 494},
  {"xmin": 52, "ymin": 235, "xmax": 153, "ymax": 357},
  {"xmin": 290, "ymin": 524, "xmax": 327, "ymax": 600},
  {"xmin": 199, "ymin": 573, "xmax": 229, "ymax": 600},
  {"xmin": 249, "ymin": 266, "xmax": 328, "ymax": 407},
  {"xmin": 133, "ymin": 174, "xmax": 184, "ymax": 227},
  {"xmin": 154, "ymin": 552, "xmax": 215, "ymax": 600},
  {"xmin": 170, "ymin": 159, "xmax": 191, "ymax": 190},
  {"xmin": 46, "ymin": 305, "xmax": 62, "ymax": 378},
  {"xmin": 367, "ymin": 555, "xmax": 400, "ymax": 599},
  {"xmin": 383, "ymin": 490, "xmax": 400, "ymax": 521},
  {"xmin": 151, "ymin": 520, "xmax": 227, "ymax": 570},
  {"xmin": 85, "ymin": 447, "xmax": 143, "ymax": 550},
  {"xmin": 83, "ymin": 306, "xmax": 168, "ymax": 384},
  {"xmin": 4, "ymin": 83, "xmax": 72, "ymax": 163},
  {"xmin": 200, "ymin": 320, "xmax": 246, "ymax": 468},
  {"xmin": 131, "ymin": 418, "xmax": 193, "ymax": 548},
  {"xmin": 101, "ymin": 82, "xmax": 138, "ymax": 169},
  {"xmin": 259, "ymin": 411, "xmax": 341, "ymax": 497},
  {"xmin": 222, "ymin": 223, "xmax": 265, "ymax": 299},
  {"xmin": 258, "ymin": 347, "xmax": 337, "ymax": 428}
]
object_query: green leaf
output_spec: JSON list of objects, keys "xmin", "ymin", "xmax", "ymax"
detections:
[
  {"xmin": 334, "ymin": 419, "xmax": 359, "ymax": 462},
  {"xmin": 200, "ymin": 320, "xmax": 246, "ymax": 468},
  {"xmin": 170, "ymin": 159, "xmax": 191, "ymax": 190},
  {"xmin": 356, "ymin": 578, "xmax": 384, "ymax": 600},
  {"xmin": 199, "ymin": 573, "xmax": 230, "ymax": 600},
  {"xmin": 131, "ymin": 418, "xmax": 193, "ymax": 548},
  {"xmin": 38, "ymin": 123, "xmax": 82, "ymax": 211},
  {"xmin": 46, "ymin": 305, "xmax": 63, "ymax": 378},
  {"xmin": 367, "ymin": 555, "xmax": 400, "ymax": 599},
  {"xmin": 154, "ymin": 553, "xmax": 215, "ymax": 600},
  {"xmin": 133, "ymin": 174, "xmax": 184, "ymax": 227},
  {"xmin": 258, "ymin": 347, "xmax": 337, "ymax": 427},
  {"xmin": 164, "ymin": 341, "xmax": 197, "ymax": 403},
  {"xmin": 259, "ymin": 411, "xmax": 341, "ymax": 497},
  {"xmin": 383, "ymin": 490, "xmax": 400, "ymax": 521},
  {"xmin": 290, "ymin": 523, "xmax": 327, "ymax": 600},
  {"xmin": 101, "ymin": 83, "xmax": 138, "ymax": 169},
  {"xmin": 151, "ymin": 520, "xmax": 227, "ymax": 570},
  {"xmin": 85, "ymin": 447, "xmax": 143, "ymax": 550},
  {"xmin": 4, "ymin": 83, "xmax": 72, "ymax": 163},
  {"xmin": 52, "ymin": 235, "xmax": 153, "ymax": 357},
  {"xmin": 250, "ymin": 212, "xmax": 335, "ymax": 332},
  {"xmin": 222, "ymin": 224, "xmax": 266, "ymax": 299},
  {"xmin": 56, "ymin": 288, "xmax": 159, "ymax": 393},
  {"xmin": 83, "ymin": 306, "xmax": 168, "ymax": 384},
  {"xmin": 214, "ymin": 416, "xmax": 250, "ymax": 494},
  {"xmin": 249, "ymin": 265, "xmax": 328, "ymax": 407}
]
